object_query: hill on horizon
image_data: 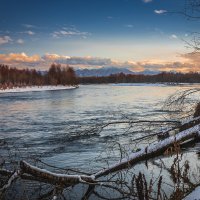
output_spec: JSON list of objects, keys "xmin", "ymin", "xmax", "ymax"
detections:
[{"xmin": 75, "ymin": 67, "xmax": 160, "ymax": 77}]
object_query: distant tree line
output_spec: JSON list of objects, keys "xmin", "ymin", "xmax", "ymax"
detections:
[
  {"xmin": 0, "ymin": 64, "xmax": 78, "ymax": 89},
  {"xmin": 78, "ymin": 72, "xmax": 200, "ymax": 84},
  {"xmin": 1, "ymin": 64, "xmax": 200, "ymax": 89}
]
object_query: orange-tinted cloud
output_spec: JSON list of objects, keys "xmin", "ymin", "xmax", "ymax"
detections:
[
  {"xmin": 0, "ymin": 52, "xmax": 41, "ymax": 63},
  {"xmin": 0, "ymin": 52, "xmax": 199, "ymax": 73},
  {"xmin": 181, "ymin": 52, "xmax": 200, "ymax": 64},
  {"xmin": 42, "ymin": 53, "xmax": 70, "ymax": 60}
]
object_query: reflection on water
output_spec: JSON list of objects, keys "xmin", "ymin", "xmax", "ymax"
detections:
[{"xmin": 1, "ymin": 84, "xmax": 200, "ymax": 170}]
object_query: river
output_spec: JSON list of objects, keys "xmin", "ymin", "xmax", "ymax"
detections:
[{"xmin": 1, "ymin": 84, "xmax": 200, "ymax": 199}]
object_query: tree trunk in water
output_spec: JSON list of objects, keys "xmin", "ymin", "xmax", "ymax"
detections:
[
  {"xmin": 1, "ymin": 123, "xmax": 200, "ymax": 188},
  {"xmin": 94, "ymin": 125, "xmax": 200, "ymax": 178}
]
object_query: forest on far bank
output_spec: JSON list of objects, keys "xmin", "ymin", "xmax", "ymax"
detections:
[
  {"xmin": 78, "ymin": 71, "xmax": 200, "ymax": 84},
  {"xmin": 0, "ymin": 64, "xmax": 78, "ymax": 89},
  {"xmin": 1, "ymin": 63, "xmax": 200, "ymax": 89}
]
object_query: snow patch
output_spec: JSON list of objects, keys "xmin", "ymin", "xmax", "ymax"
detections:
[
  {"xmin": 0, "ymin": 85, "xmax": 77, "ymax": 94},
  {"xmin": 111, "ymin": 83, "xmax": 166, "ymax": 87}
]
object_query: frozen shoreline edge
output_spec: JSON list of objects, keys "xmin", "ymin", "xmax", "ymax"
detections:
[{"xmin": 0, "ymin": 85, "xmax": 78, "ymax": 93}]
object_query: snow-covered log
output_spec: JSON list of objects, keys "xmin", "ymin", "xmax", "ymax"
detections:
[
  {"xmin": 20, "ymin": 161, "xmax": 95, "ymax": 186},
  {"xmin": 19, "ymin": 125, "xmax": 200, "ymax": 183},
  {"xmin": 94, "ymin": 124, "xmax": 200, "ymax": 178}
]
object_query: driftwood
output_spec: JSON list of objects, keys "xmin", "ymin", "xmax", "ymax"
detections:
[{"xmin": 20, "ymin": 161, "xmax": 95, "ymax": 186}]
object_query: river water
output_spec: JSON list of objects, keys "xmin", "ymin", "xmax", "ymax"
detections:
[{"xmin": 1, "ymin": 84, "xmax": 200, "ymax": 199}]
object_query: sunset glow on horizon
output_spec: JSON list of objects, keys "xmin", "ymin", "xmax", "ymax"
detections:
[{"xmin": 0, "ymin": 0, "xmax": 200, "ymax": 72}]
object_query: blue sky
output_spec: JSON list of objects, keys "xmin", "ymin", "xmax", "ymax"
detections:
[{"xmin": 0, "ymin": 0, "xmax": 200, "ymax": 72}]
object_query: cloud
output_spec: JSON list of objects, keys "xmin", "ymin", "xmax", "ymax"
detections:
[
  {"xmin": 0, "ymin": 52, "xmax": 199, "ymax": 73},
  {"xmin": 0, "ymin": 36, "xmax": 12, "ymax": 45},
  {"xmin": 22, "ymin": 24, "xmax": 36, "ymax": 28},
  {"xmin": 125, "ymin": 24, "xmax": 134, "ymax": 28},
  {"xmin": 170, "ymin": 34, "xmax": 178, "ymax": 39},
  {"xmin": 24, "ymin": 31, "xmax": 35, "ymax": 35},
  {"xmin": 43, "ymin": 54, "xmax": 112, "ymax": 66},
  {"xmin": 0, "ymin": 53, "xmax": 41, "ymax": 64},
  {"xmin": 0, "ymin": 53, "xmax": 113, "ymax": 69},
  {"xmin": 154, "ymin": 10, "xmax": 167, "ymax": 14},
  {"xmin": 143, "ymin": 0, "xmax": 152, "ymax": 3},
  {"xmin": 43, "ymin": 53, "xmax": 70, "ymax": 60},
  {"xmin": 63, "ymin": 57, "xmax": 112, "ymax": 66},
  {"xmin": 181, "ymin": 52, "xmax": 200, "ymax": 64},
  {"xmin": 131, "ymin": 61, "xmax": 192, "ymax": 72},
  {"xmin": 52, "ymin": 28, "xmax": 90, "ymax": 39},
  {"xmin": 107, "ymin": 16, "xmax": 113, "ymax": 19},
  {"xmin": 42, "ymin": 54, "xmax": 200, "ymax": 72},
  {"xmin": 16, "ymin": 39, "xmax": 24, "ymax": 44}
]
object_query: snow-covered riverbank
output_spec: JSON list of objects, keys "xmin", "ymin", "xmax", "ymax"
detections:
[{"xmin": 0, "ymin": 85, "xmax": 78, "ymax": 93}]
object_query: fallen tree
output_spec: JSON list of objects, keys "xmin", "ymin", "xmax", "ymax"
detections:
[
  {"xmin": 1, "ymin": 117, "xmax": 200, "ymax": 194},
  {"xmin": 95, "ymin": 124, "xmax": 200, "ymax": 178},
  {"xmin": 20, "ymin": 161, "xmax": 96, "ymax": 186}
]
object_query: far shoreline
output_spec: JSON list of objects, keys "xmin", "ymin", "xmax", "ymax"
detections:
[{"xmin": 0, "ymin": 85, "xmax": 78, "ymax": 94}]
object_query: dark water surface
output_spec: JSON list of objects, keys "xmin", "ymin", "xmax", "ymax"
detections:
[
  {"xmin": 0, "ymin": 84, "xmax": 200, "ymax": 169},
  {"xmin": 1, "ymin": 84, "xmax": 200, "ymax": 199}
]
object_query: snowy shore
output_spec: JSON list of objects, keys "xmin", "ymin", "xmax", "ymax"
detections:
[{"xmin": 0, "ymin": 85, "xmax": 78, "ymax": 93}]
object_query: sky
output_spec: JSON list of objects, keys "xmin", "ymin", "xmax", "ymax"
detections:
[{"xmin": 0, "ymin": 0, "xmax": 200, "ymax": 72}]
